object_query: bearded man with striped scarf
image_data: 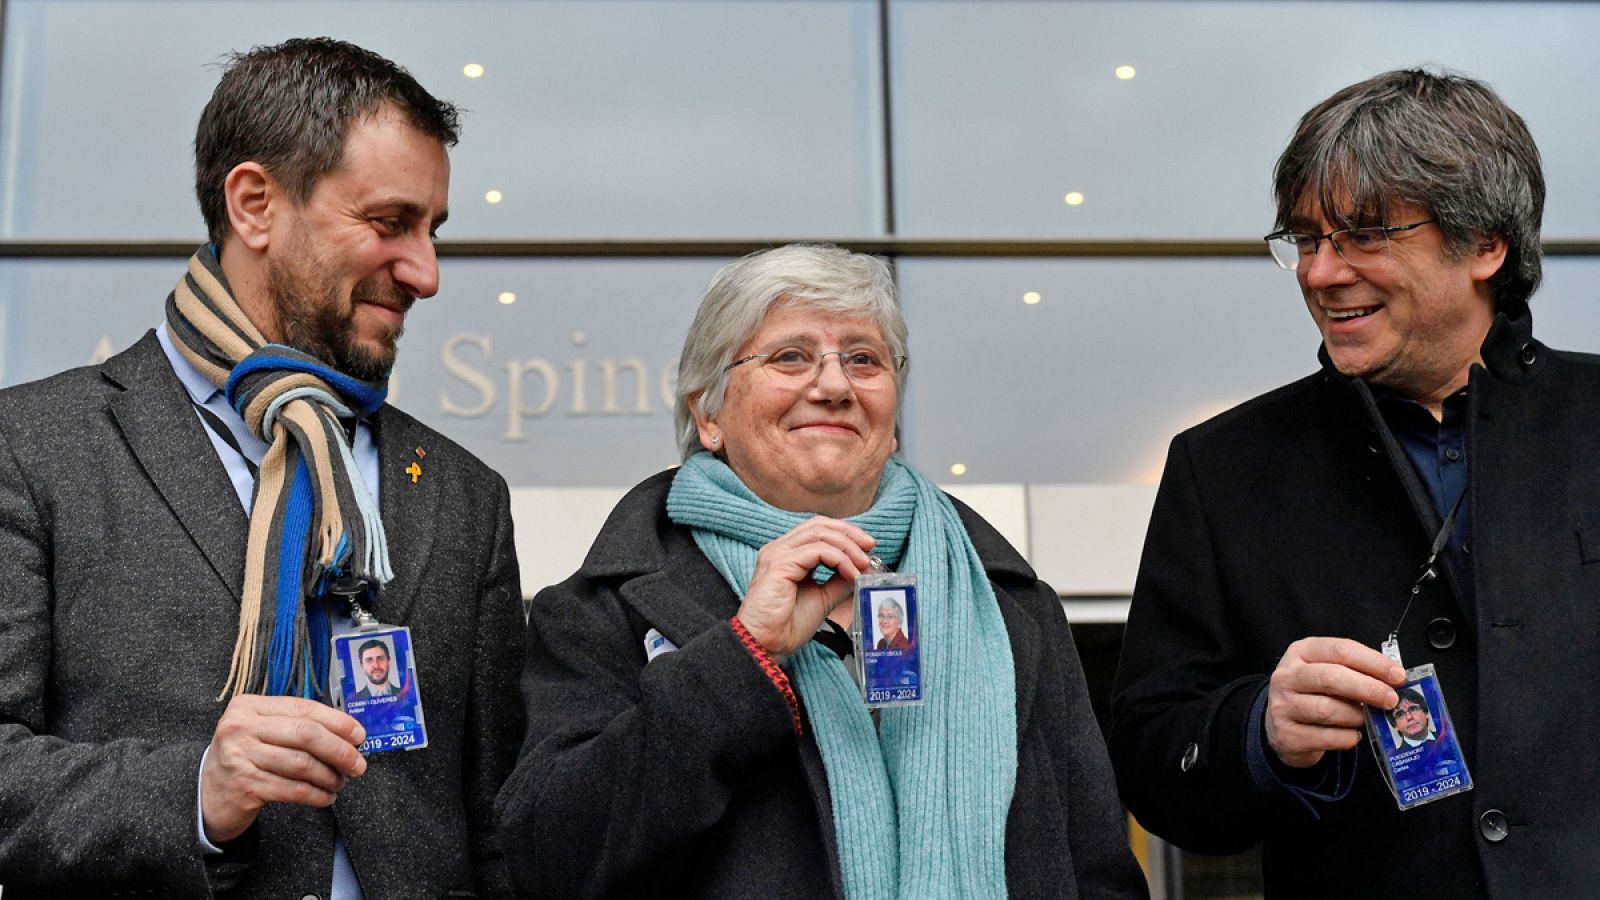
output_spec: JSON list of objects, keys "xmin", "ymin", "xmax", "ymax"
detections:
[{"xmin": 0, "ymin": 38, "xmax": 524, "ymax": 898}]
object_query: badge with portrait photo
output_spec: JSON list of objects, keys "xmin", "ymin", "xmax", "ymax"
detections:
[
  {"xmin": 332, "ymin": 626, "xmax": 429, "ymax": 754},
  {"xmin": 1365, "ymin": 663, "xmax": 1472, "ymax": 810},
  {"xmin": 853, "ymin": 571, "xmax": 923, "ymax": 708}
]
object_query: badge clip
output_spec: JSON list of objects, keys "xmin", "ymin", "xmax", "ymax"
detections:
[
  {"xmin": 329, "ymin": 574, "xmax": 380, "ymax": 630},
  {"xmin": 1381, "ymin": 632, "xmax": 1403, "ymax": 668}
]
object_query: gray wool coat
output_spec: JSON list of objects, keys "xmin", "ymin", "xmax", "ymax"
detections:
[
  {"xmin": 496, "ymin": 469, "xmax": 1148, "ymax": 899},
  {"xmin": 0, "ymin": 332, "xmax": 525, "ymax": 898}
]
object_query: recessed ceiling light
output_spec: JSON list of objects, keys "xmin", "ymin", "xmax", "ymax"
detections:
[
  {"xmin": 484, "ymin": 189, "xmax": 503, "ymax": 204},
  {"xmin": 950, "ymin": 463, "xmax": 968, "ymax": 476},
  {"xmin": 1023, "ymin": 291, "xmax": 1041, "ymax": 305},
  {"xmin": 1115, "ymin": 65, "xmax": 1137, "ymax": 80},
  {"xmin": 497, "ymin": 291, "xmax": 516, "ymax": 305},
  {"xmin": 463, "ymin": 63, "xmax": 485, "ymax": 79},
  {"xmin": 1064, "ymin": 192, "xmax": 1085, "ymax": 206}
]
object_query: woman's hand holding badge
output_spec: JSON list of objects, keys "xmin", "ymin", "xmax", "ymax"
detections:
[
  {"xmin": 200, "ymin": 694, "xmax": 369, "ymax": 844},
  {"xmin": 735, "ymin": 517, "xmax": 876, "ymax": 664},
  {"xmin": 1265, "ymin": 636, "xmax": 1406, "ymax": 769}
]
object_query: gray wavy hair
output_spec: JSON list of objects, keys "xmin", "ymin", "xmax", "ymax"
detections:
[
  {"xmin": 1272, "ymin": 67, "xmax": 1545, "ymax": 310},
  {"xmin": 673, "ymin": 244, "xmax": 908, "ymax": 460},
  {"xmin": 877, "ymin": 596, "xmax": 905, "ymax": 624}
]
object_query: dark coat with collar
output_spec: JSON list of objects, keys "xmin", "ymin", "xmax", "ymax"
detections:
[
  {"xmin": 496, "ymin": 469, "xmax": 1148, "ymax": 899},
  {"xmin": 0, "ymin": 332, "xmax": 525, "ymax": 898},
  {"xmin": 1110, "ymin": 306, "xmax": 1600, "ymax": 897}
]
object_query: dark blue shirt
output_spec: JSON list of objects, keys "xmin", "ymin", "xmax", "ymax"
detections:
[{"xmin": 1378, "ymin": 388, "xmax": 1474, "ymax": 610}]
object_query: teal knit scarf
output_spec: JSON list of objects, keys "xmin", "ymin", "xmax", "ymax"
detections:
[{"xmin": 666, "ymin": 452, "xmax": 1017, "ymax": 900}]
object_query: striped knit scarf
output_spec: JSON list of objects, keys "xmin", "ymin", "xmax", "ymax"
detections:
[
  {"xmin": 667, "ymin": 452, "xmax": 1017, "ymax": 900},
  {"xmin": 166, "ymin": 245, "xmax": 393, "ymax": 699}
]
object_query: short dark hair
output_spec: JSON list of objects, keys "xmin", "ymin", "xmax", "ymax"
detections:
[
  {"xmin": 358, "ymin": 639, "xmax": 389, "ymax": 659},
  {"xmin": 1272, "ymin": 68, "xmax": 1545, "ymax": 311},
  {"xmin": 1392, "ymin": 687, "xmax": 1429, "ymax": 719},
  {"xmin": 194, "ymin": 37, "xmax": 460, "ymax": 244}
]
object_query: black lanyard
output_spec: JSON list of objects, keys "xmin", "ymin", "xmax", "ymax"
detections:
[
  {"xmin": 1390, "ymin": 491, "xmax": 1465, "ymax": 648},
  {"xmin": 192, "ymin": 400, "xmax": 260, "ymax": 480}
]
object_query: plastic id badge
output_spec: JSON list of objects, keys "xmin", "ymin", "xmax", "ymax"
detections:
[
  {"xmin": 1365, "ymin": 663, "xmax": 1472, "ymax": 810},
  {"xmin": 332, "ymin": 626, "xmax": 430, "ymax": 754},
  {"xmin": 853, "ymin": 566, "xmax": 923, "ymax": 708}
]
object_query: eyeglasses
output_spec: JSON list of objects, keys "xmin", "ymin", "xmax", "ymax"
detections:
[
  {"xmin": 1392, "ymin": 704, "xmax": 1426, "ymax": 721},
  {"xmin": 724, "ymin": 346, "xmax": 907, "ymax": 385},
  {"xmin": 1263, "ymin": 219, "xmax": 1436, "ymax": 271}
]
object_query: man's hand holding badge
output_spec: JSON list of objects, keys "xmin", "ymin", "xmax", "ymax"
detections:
[
  {"xmin": 1265, "ymin": 632, "xmax": 1472, "ymax": 810},
  {"xmin": 199, "ymin": 695, "xmax": 368, "ymax": 844},
  {"xmin": 1266, "ymin": 637, "xmax": 1404, "ymax": 769},
  {"xmin": 199, "ymin": 578, "xmax": 434, "ymax": 844}
]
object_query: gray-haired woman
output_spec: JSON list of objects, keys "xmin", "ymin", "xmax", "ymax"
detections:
[{"xmin": 496, "ymin": 244, "xmax": 1147, "ymax": 899}]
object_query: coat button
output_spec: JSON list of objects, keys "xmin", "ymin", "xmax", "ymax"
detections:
[
  {"xmin": 1445, "ymin": 448, "xmax": 1461, "ymax": 462},
  {"xmin": 300, "ymin": 894, "xmax": 323, "ymax": 900},
  {"xmin": 1519, "ymin": 343, "xmax": 1537, "ymax": 366},
  {"xmin": 1427, "ymin": 617, "xmax": 1457, "ymax": 649},
  {"xmin": 1180, "ymin": 742, "xmax": 1199, "ymax": 772},
  {"xmin": 1480, "ymin": 809, "xmax": 1509, "ymax": 842}
]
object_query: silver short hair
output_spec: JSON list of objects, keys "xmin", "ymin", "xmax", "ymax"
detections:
[
  {"xmin": 877, "ymin": 596, "xmax": 905, "ymax": 623},
  {"xmin": 673, "ymin": 243, "xmax": 908, "ymax": 460},
  {"xmin": 1272, "ymin": 67, "xmax": 1545, "ymax": 310}
]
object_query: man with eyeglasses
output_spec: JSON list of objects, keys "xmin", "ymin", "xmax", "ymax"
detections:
[
  {"xmin": 1390, "ymin": 689, "xmax": 1435, "ymax": 748},
  {"xmin": 1111, "ymin": 68, "xmax": 1590, "ymax": 897}
]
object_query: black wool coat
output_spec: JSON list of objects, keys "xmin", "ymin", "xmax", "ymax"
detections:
[
  {"xmin": 1110, "ymin": 305, "xmax": 1600, "ymax": 897},
  {"xmin": 497, "ymin": 469, "xmax": 1148, "ymax": 899}
]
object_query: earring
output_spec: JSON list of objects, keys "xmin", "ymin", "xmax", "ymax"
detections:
[{"xmin": 710, "ymin": 435, "xmax": 720, "ymax": 445}]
